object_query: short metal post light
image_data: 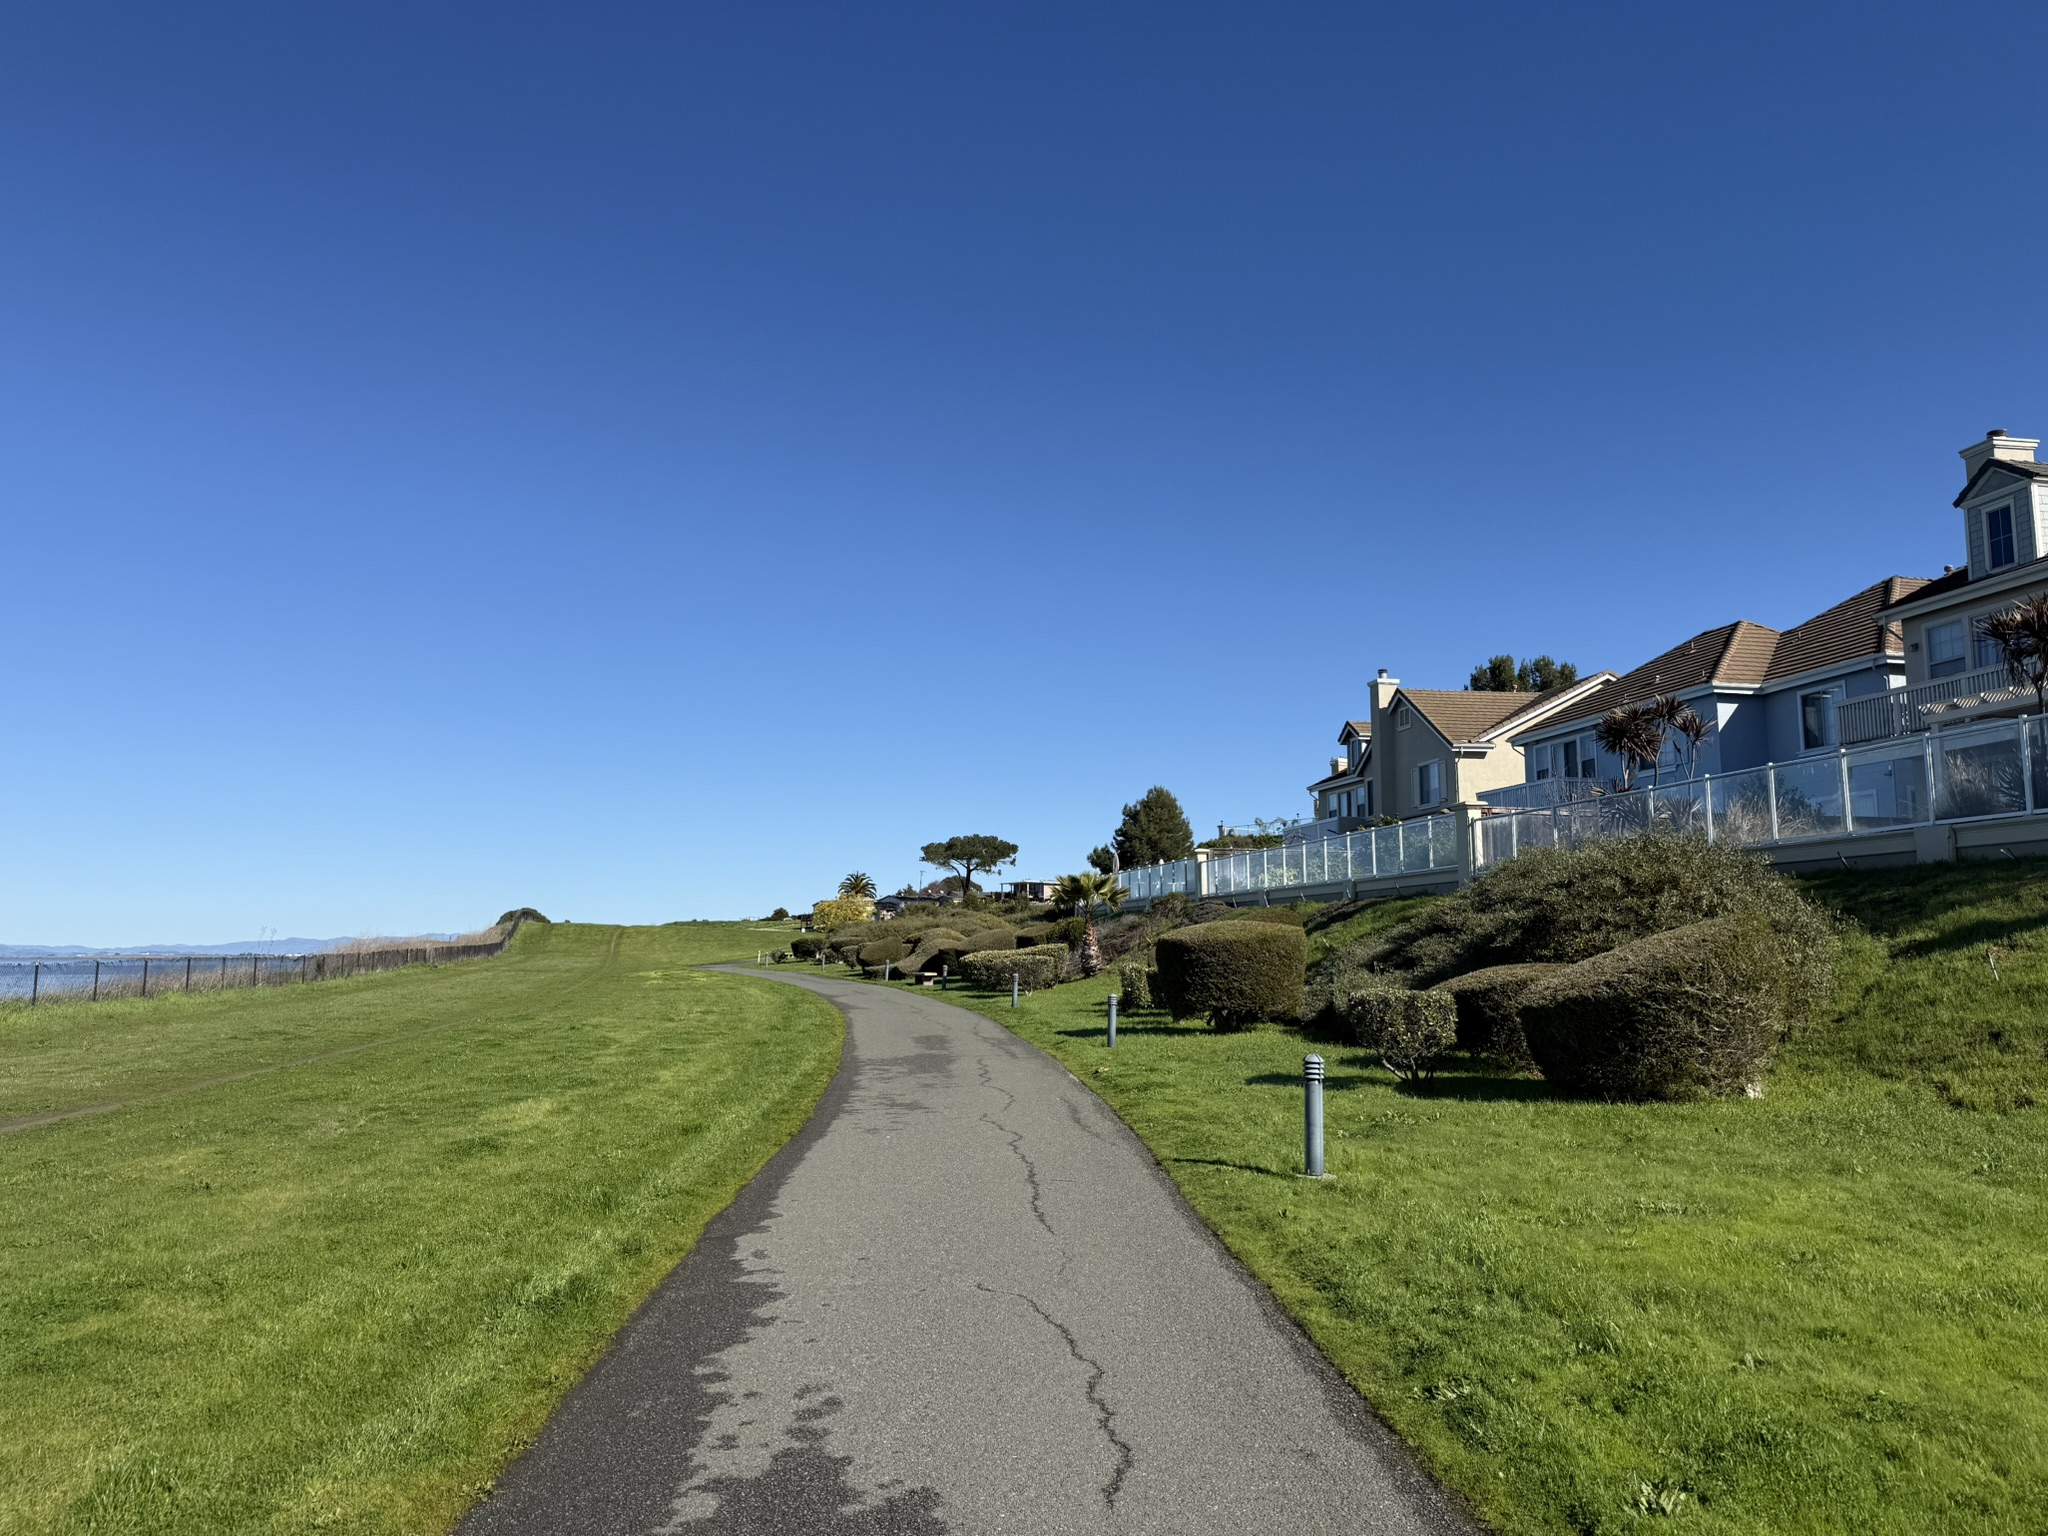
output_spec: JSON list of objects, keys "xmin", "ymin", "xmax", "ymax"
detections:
[
  {"xmin": 941, "ymin": 963, "xmax": 950, "ymax": 991},
  {"xmin": 1302, "ymin": 1055, "xmax": 1327, "ymax": 1178},
  {"xmin": 1011, "ymin": 972, "xmax": 1020, "ymax": 1009},
  {"xmin": 1107, "ymin": 992, "xmax": 1118, "ymax": 1048}
]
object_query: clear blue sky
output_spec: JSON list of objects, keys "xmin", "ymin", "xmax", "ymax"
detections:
[{"xmin": 6, "ymin": 3, "xmax": 2047, "ymax": 943}]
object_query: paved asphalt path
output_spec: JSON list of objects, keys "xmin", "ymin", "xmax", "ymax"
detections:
[{"xmin": 458, "ymin": 970, "xmax": 1478, "ymax": 1536}]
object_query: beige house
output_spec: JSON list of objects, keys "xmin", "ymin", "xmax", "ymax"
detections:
[{"xmin": 1305, "ymin": 670, "xmax": 1612, "ymax": 827}]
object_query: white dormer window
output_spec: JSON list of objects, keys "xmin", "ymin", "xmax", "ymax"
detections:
[{"xmin": 1987, "ymin": 503, "xmax": 2017, "ymax": 569}]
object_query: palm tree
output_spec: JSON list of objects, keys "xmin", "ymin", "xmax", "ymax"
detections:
[
  {"xmin": 838, "ymin": 872, "xmax": 878, "ymax": 899},
  {"xmin": 1596, "ymin": 703, "xmax": 1665, "ymax": 791},
  {"xmin": 1053, "ymin": 870, "xmax": 1126, "ymax": 978},
  {"xmin": 1648, "ymin": 694, "xmax": 1710, "ymax": 780},
  {"xmin": 1977, "ymin": 593, "xmax": 2048, "ymax": 711}
]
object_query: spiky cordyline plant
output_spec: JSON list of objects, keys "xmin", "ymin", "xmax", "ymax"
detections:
[
  {"xmin": 1977, "ymin": 593, "xmax": 2048, "ymax": 712},
  {"xmin": 1596, "ymin": 703, "xmax": 1666, "ymax": 790}
]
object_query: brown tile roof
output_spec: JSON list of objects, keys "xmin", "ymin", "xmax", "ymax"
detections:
[
  {"xmin": 1765, "ymin": 576, "xmax": 1928, "ymax": 681},
  {"xmin": 1337, "ymin": 719, "xmax": 1371, "ymax": 742},
  {"xmin": 1884, "ymin": 566, "xmax": 1971, "ymax": 608},
  {"xmin": 1530, "ymin": 577, "xmax": 1935, "ymax": 732},
  {"xmin": 1562, "ymin": 621, "xmax": 1780, "ymax": 721},
  {"xmin": 1400, "ymin": 689, "xmax": 1551, "ymax": 745}
]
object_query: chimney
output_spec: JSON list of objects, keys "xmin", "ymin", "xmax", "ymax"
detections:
[
  {"xmin": 1370, "ymin": 669, "xmax": 1401, "ymax": 714},
  {"xmin": 1960, "ymin": 428, "xmax": 2040, "ymax": 482}
]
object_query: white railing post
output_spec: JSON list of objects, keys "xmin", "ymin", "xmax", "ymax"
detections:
[
  {"xmin": 1509, "ymin": 812, "xmax": 1520, "ymax": 859},
  {"xmin": 1703, "ymin": 773, "xmax": 1715, "ymax": 845},
  {"xmin": 1395, "ymin": 819, "xmax": 1405, "ymax": 871},
  {"xmin": 1839, "ymin": 747, "xmax": 1854, "ymax": 834},
  {"xmin": 1924, "ymin": 731, "xmax": 1938, "ymax": 823},
  {"xmin": 2026, "ymin": 716, "xmax": 2036, "ymax": 816},
  {"xmin": 1766, "ymin": 763, "xmax": 1780, "ymax": 841}
]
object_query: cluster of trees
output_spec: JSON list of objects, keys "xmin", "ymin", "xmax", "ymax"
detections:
[{"xmin": 1469, "ymin": 654, "xmax": 1579, "ymax": 692}]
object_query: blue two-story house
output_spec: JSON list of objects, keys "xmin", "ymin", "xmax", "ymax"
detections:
[{"xmin": 1491, "ymin": 576, "xmax": 1930, "ymax": 807}]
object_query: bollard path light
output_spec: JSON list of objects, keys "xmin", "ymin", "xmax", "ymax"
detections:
[
  {"xmin": 1011, "ymin": 972, "xmax": 1020, "ymax": 1010},
  {"xmin": 941, "ymin": 963, "xmax": 949, "ymax": 991},
  {"xmin": 1302, "ymin": 1055, "xmax": 1327, "ymax": 1178},
  {"xmin": 1107, "ymin": 991, "xmax": 1118, "ymax": 1048}
]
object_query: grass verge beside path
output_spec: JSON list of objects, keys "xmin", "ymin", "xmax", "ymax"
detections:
[
  {"xmin": 855, "ymin": 867, "xmax": 2048, "ymax": 1535},
  {"xmin": 0, "ymin": 920, "xmax": 838, "ymax": 1536}
]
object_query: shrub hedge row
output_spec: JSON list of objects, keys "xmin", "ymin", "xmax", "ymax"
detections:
[
  {"xmin": 1427, "ymin": 962, "xmax": 1563, "ymax": 1067},
  {"xmin": 960, "ymin": 945, "xmax": 1067, "ymax": 993}
]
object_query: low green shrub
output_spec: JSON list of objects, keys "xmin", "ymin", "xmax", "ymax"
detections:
[
  {"xmin": 1115, "ymin": 960, "xmax": 1151, "ymax": 1010},
  {"xmin": 1219, "ymin": 905, "xmax": 1305, "ymax": 927},
  {"xmin": 1518, "ymin": 915, "xmax": 1805, "ymax": 1101},
  {"xmin": 1337, "ymin": 836, "xmax": 1835, "ymax": 1008},
  {"xmin": 1154, "ymin": 921, "xmax": 1306, "ymax": 1030},
  {"xmin": 1012, "ymin": 922, "xmax": 1055, "ymax": 947},
  {"xmin": 1045, "ymin": 916, "xmax": 1088, "ymax": 948},
  {"xmin": 960, "ymin": 945, "xmax": 1066, "ymax": 993},
  {"xmin": 790, "ymin": 935, "xmax": 830, "ymax": 961},
  {"xmin": 769, "ymin": 907, "xmax": 790, "ymax": 921},
  {"xmin": 1428, "ymin": 962, "xmax": 1565, "ymax": 1067},
  {"xmin": 1341, "ymin": 984, "xmax": 1458, "ymax": 1083}
]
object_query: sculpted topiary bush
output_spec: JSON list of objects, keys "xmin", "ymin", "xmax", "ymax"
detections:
[
  {"xmin": 901, "ymin": 929, "xmax": 969, "ymax": 974},
  {"xmin": 1428, "ymin": 962, "xmax": 1566, "ymax": 1067},
  {"xmin": 961, "ymin": 945, "xmax": 1066, "ymax": 993},
  {"xmin": 1341, "ymin": 982, "xmax": 1458, "ymax": 1083},
  {"xmin": 790, "ymin": 935, "xmax": 831, "ymax": 960},
  {"xmin": 1154, "ymin": 921, "xmax": 1306, "ymax": 1030},
  {"xmin": 1517, "ymin": 915, "xmax": 1808, "ymax": 1101},
  {"xmin": 1335, "ymin": 835, "xmax": 1834, "ymax": 1011},
  {"xmin": 1219, "ymin": 905, "xmax": 1306, "ymax": 928},
  {"xmin": 858, "ymin": 938, "xmax": 910, "ymax": 973}
]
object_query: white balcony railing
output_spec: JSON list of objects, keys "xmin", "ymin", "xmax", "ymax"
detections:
[
  {"xmin": 1477, "ymin": 777, "xmax": 1611, "ymax": 811},
  {"xmin": 1839, "ymin": 666, "xmax": 2032, "ymax": 744}
]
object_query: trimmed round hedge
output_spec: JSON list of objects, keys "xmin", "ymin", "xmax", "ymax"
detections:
[
  {"xmin": 1154, "ymin": 920, "xmax": 1306, "ymax": 1030},
  {"xmin": 1517, "ymin": 915, "xmax": 1797, "ymax": 1101},
  {"xmin": 900, "ymin": 929, "xmax": 969, "ymax": 974},
  {"xmin": 1427, "ymin": 962, "xmax": 1565, "ymax": 1067},
  {"xmin": 1214, "ymin": 905, "xmax": 1305, "ymax": 928},
  {"xmin": 960, "ymin": 945, "xmax": 1066, "ymax": 993},
  {"xmin": 858, "ymin": 938, "xmax": 910, "ymax": 973},
  {"xmin": 790, "ymin": 935, "xmax": 831, "ymax": 960}
]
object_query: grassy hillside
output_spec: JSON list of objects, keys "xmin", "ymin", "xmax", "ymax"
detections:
[
  {"xmin": 885, "ymin": 864, "xmax": 2048, "ymax": 1535},
  {"xmin": 0, "ymin": 920, "xmax": 838, "ymax": 1536}
]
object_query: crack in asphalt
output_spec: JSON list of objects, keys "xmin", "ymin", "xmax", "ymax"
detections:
[
  {"xmin": 978, "ymin": 1283, "xmax": 1135, "ymax": 1508},
  {"xmin": 973, "ymin": 1056, "xmax": 1017, "ymax": 1114},
  {"xmin": 978, "ymin": 1112, "xmax": 1054, "ymax": 1236}
]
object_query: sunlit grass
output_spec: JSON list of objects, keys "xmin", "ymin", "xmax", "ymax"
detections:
[
  {"xmin": 882, "ymin": 865, "xmax": 2048, "ymax": 1534},
  {"xmin": 0, "ymin": 920, "xmax": 838, "ymax": 1535}
]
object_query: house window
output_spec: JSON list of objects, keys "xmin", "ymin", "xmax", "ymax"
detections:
[
  {"xmin": 1580, "ymin": 735, "xmax": 1599, "ymax": 777},
  {"xmin": 1800, "ymin": 690, "xmax": 1838, "ymax": 751},
  {"xmin": 1927, "ymin": 620, "xmax": 1968, "ymax": 679},
  {"xmin": 1363, "ymin": 780, "xmax": 1374, "ymax": 817},
  {"xmin": 1974, "ymin": 619, "xmax": 2003, "ymax": 672},
  {"xmin": 1532, "ymin": 759, "xmax": 1550, "ymax": 781},
  {"xmin": 1416, "ymin": 759, "xmax": 1443, "ymax": 807},
  {"xmin": 1561, "ymin": 739, "xmax": 1579, "ymax": 778},
  {"xmin": 1987, "ymin": 503, "xmax": 2017, "ymax": 570}
]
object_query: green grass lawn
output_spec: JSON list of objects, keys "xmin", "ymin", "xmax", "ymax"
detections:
[
  {"xmin": 864, "ymin": 868, "xmax": 2048, "ymax": 1534},
  {"xmin": 0, "ymin": 919, "xmax": 838, "ymax": 1536}
]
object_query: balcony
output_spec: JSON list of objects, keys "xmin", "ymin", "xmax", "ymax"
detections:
[
  {"xmin": 1478, "ymin": 777, "xmax": 1610, "ymax": 812},
  {"xmin": 1839, "ymin": 666, "xmax": 2033, "ymax": 744}
]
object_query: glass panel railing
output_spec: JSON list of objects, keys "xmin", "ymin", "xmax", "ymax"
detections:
[
  {"xmin": 1936, "ymin": 721, "xmax": 2026, "ymax": 820},
  {"xmin": 1772, "ymin": 757, "xmax": 1845, "ymax": 839},
  {"xmin": 1845, "ymin": 741, "xmax": 1928, "ymax": 830},
  {"xmin": 1374, "ymin": 822, "xmax": 1400, "ymax": 875},
  {"xmin": 2033, "ymin": 718, "xmax": 2048, "ymax": 812},
  {"xmin": 1430, "ymin": 814, "xmax": 1458, "ymax": 868},
  {"xmin": 1649, "ymin": 780, "xmax": 1707, "ymax": 837},
  {"xmin": 1709, "ymin": 766, "xmax": 1773, "ymax": 845}
]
